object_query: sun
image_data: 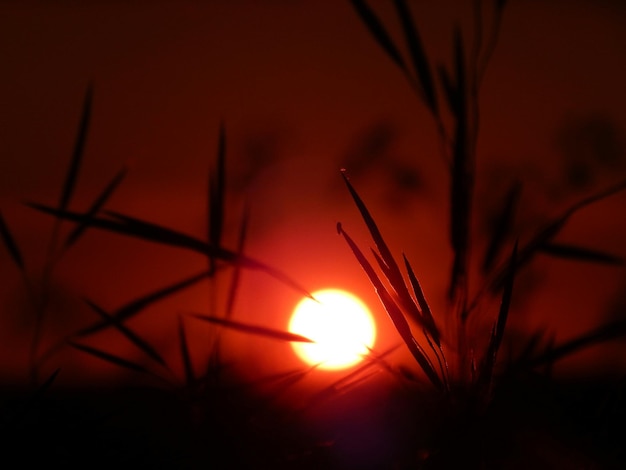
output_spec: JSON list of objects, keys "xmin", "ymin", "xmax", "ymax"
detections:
[{"xmin": 288, "ymin": 288, "xmax": 376, "ymax": 370}]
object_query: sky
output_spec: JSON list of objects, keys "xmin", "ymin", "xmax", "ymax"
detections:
[{"xmin": 0, "ymin": 0, "xmax": 625, "ymax": 388}]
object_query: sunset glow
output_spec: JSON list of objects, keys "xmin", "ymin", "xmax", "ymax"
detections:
[{"xmin": 288, "ymin": 289, "xmax": 376, "ymax": 370}]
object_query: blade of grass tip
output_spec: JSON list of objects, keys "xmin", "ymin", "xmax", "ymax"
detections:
[
  {"xmin": 480, "ymin": 241, "xmax": 517, "ymax": 389},
  {"xmin": 83, "ymin": 298, "xmax": 167, "ymax": 367},
  {"xmin": 208, "ymin": 122, "xmax": 226, "ymax": 274},
  {"xmin": 338, "ymin": 222, "xmax": 442, "ymax": 389},
  {"xmin": 481, "ymin": 180, "xmax": 522, "ymax": 274},
  {"xmin": 75, "ymin": 269, "xmax": 211, "ymax": 337},
  {"xmin": 350, "ymin": 0, "xmax": 409, "ymax": 74},
  {"xmin": 393, "ymin": 0, "xmax": 438, "ymax": 115},
  {"xmin": 61, "ymin": 166, "xmax": 128, "ymax": 254},
  {"xmin": 0, "ymin": 210, "xmax": 25, "ymax": 271},
  {"xmin": 189, "ymin": 313, "xmax": 314, "ymax": 343},
  {"xmin": 68, "ymin": 340, "xmax": 149, "ymax": 374},
  {"xmin": 47, "ymin": 83, "xmax": 93, "ymax": 262},
  {"xmin": 539, "ymin": 243, "xmax": 624, "ymax": 266},
  {"xmin": 342, "ymin": 170, "xmax": 419, "ymax": 318},
  {"xmin": 178, "ymin": 314, "xmax": 195, "ymax": 386},
  {"xmin": 225, "ymin": 203, "xmax": 249, "ymax": 319}
]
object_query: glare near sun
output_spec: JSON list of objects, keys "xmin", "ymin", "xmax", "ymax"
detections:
[{"xmin": 289, "ymin": 289, "xmax": 376, "ymax": 370}]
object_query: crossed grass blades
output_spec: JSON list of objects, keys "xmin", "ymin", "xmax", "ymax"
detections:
[
  {"xmin": 342, "ymin": 0, "xmax": 626, "ymax": 412},
  {"xmin": 0, "ymin": 85, "xmax": 399, "ymax": 466}
]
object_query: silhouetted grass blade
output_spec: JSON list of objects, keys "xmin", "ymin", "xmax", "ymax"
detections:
[
  {"xmin": 178, "ymin": 314, "xmax": 195, "ymax": 385},
  {"xmin": 0, "ymin": 210, "xmax": 25, "ymax": 270},
  {"xmin": 393, "ymin": 0, "xmax": 438, "ymax": 114},
  {"xmin": 539, "ymin": 243, "xmax": 624, "ymax": 266},
  {"xmin": 189, "ymin": 314, "xmax": 314, "ymax": 343},
  {"xmin": 481, "ymin": 241, "xmax": 517, "ymax": 389},
  {"xmin": 403, "ymin": 254, "xmax": 440, "ymax": 345},
  {"xmin": 29, "ymin": 203, "xmax": 315, "ymax": 299},
  {"xmin": 83, "ymin": 298, "xmax": 166, "ymax": 366},
  {"xmin": 68, "ymin": 341, "xmax": 149, "ymax": 374},
  {"xmin": 76, "ymin": 270, "xmax": 211, "ymax": 337},
  {"xmin": 225, "ymin": 203, "xmax": 249, "ymax": 319},
  {"xmin": 208, "ymin": 122, "xmax": 226, "ymax": 273},
  {"xmin": 350, "ymin": 0, "xmax": 408, "ymax": 73},
  {"xmin": 482, "ymin": 181, "xmax": 521, "ymax": 273},
  {"xmin": 62, "ymin": 166, "xmax": 128, "ymax": 253},
  {"xmin": 337, "ymin": 223, "xmax": 442, "ymax": 389}
]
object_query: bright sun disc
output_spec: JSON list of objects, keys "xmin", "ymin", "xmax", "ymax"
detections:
[{"xmin": 289, "ymin": 289, "xmax": 376, "ymax": 370}]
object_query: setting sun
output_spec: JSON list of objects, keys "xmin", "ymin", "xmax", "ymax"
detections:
[{"xmin": 288, "ymin": 289, "xmax": 376, "ymax": 370}]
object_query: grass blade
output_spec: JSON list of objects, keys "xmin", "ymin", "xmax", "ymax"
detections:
[
  {"xmin": 225, "ymin": 203, "xmax": 249, "ymax": 319},
  {"xmin": 68, "ymin": 340, "xmax": 149, "ymax": 374},
  {"xmin": 28, "ymin": 203, "xmax": 315, "ymax": 300},
  {"xmin": 0, "ymin": 210, "xmax": 25, "ymax": 271},
  {"xmin": 393, "ymin": 0, "xmax": 438, "ymax": 114},
  {"xmin": 189, "ymin": 313, "xmax": 314, "ymax": 343},
  {"xmin": 480, "ymin": 241, "xmax": 517, "ymax": 390},
  {"xmin": 83, "ymin": 299, "xmax": 166, "ymax": 367},
  {"xmin": 338, "ymin": 222, "xmax": 442, "ymax": 389},
  {"xmin": 178, "ymin": 314, "xmax": 195, "ymax": 385},
  {"xmin": 208, "ymin": 122, "xmax": 226, "ymax": 273},
  {"xmin": 61, "ymin": 166, "xmax": 128, "ymax": 253},
  {"xmin": 350, "ymin": 0, "xmax": 408, "ymax": 73},
  {"xmin": 76, "ymin": 270, "xmax": 211, "ymax": 337},
  {"xmin": 481, "ymin": 180, "xmax": 521, "ymax": 273},
  {"xmin": 539, "ymin": 243, "xmax": 624, "ymax": 266},
  {"xmin": 403, "ymin": 253, "xmax": 440, "ymax": 344}
]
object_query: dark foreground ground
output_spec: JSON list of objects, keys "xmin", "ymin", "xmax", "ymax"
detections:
[{"xmin": 1, "ymin": 372, "xmax": 625, "ymax": 469}]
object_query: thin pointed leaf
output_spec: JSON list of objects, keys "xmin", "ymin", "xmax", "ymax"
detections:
[
  {"xmin": 539, "ymin": 243, "xmax": 624, "ymax": 266},
  {"xmin": 208, "ymin": 122, "xmax": 226, "ymax": 272},
  {"xmin": 393, "ymin": 0, "xmax": 438, "ymax": 114},
  {"xmin": 350, "ymin": 0, "xmax": 408, "ymax": 72},
  {"xmin": 481, "ymin": 241, "xmax": 517, "ymax": 387},
  {"xmin": 338, "ymin": 223, "xmax": 442, "ymax": 389},
  {"xmin": 482, "ymin": 181, "xmax": 522, "ymax": 273},
  {"xmin": 62, "ymin": 166, "xmax": 128, "ymax": 252},
  {"xmin": 403, "ymin": 253, "xmax": 440, "ymax": 344},
  {"xmin": 83, "ymin": 299, "xmax": 166, "ymax": 366},
  {"xmin": 68, "ymin": 341, "xmax": 149, "ymax": 374},
  {"xmin": 342, "ymin": 171, "xmax": 419, "ymax": 321},
  {"xmin": 59, "ymin": 84, "xmax": 93, "ymax": 212},
  {"xmin": 76, "ymin": 270, "xmax": 211, "ymax": 337},
  {"xmin": 190, "ymin": 313, "xmax": 314, "ymax": 343},
  {"xmin": 490, "ymin": 179, "xmax": 626, "ymax": 292},
  {"xmin": 225, "ymin": 203, "xmax": 249, "ymax": 319},
  {"xmin": 0, "ymin": 210, "xmax": 25, "ymax": 270},
  {"xmin": 178, "ymin": 314, "xmax": 195, "ymax": 385},
  {"xmin": 28, "ymin": 203, "xmax": 315, "ymax": 300}
]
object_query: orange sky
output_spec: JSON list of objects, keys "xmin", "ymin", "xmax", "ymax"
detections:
[{"xmin": 0, "ymin": 0, "xmax": 625, "ymax": 386}]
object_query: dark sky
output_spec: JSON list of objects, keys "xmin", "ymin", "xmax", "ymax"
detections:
[{"xmin": 1, "ymin": 0, "xmax": 625, "ymax": 385}]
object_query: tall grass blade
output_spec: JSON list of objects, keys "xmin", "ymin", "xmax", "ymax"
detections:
[
  {"xmin": 76, "ymin": 270, "xmax": 211, "ymax": 337},
  {"xmin": 482, "ymin": 181, "xmax": 521, "ymax": 273},
  {"xmin": 539, "ymin": 243, "xmax": 624, "ymax": 266},
  {"xmin": 68, "ymin": 341, "xmax": 149, "ymax": 374},
  {"xmin": 83, "ymin": 299, "xmax": 166, "ymax": 366},
  {"xmin": 393, "ymin": 0, "xmax": 438, "ymax": 114},
  {"xmin": 178, "ymin": 314, "xmax": 195, "ymax": 385},
  {"xmin": 403, "ymin": 253, "xmax": 440, "ymax": 344},
  {"xmin": 62, "ymin": 166, "xmax": 128, "ymax": 253},
  {"xmin": 208, "ymin": 122, "xmax": 226, "ymax": 274},
  {"xmin": 337, "ymin": 222, "xmax": 442, "ymax": 389},
  {"xmin": 189, "ymin": 313, "xmax": 314, "ymax": 343},
  {"xmin": 0, "ymin": 210, "xmax": 25, "ymax": 271},
  {"xmin": 480, "ymin": 241, "xmax": 517, "ymax": 389},
  {"xmin": 225, "ymin": 203, "xmax": 249, "ymax": 319},
  {"xmin": 350, "ymin": 0, "xmax": 408, "ymax": 73},
  {"xmin": 28, "ymin": 203, "xmax": 315, "ymax": 299}
]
